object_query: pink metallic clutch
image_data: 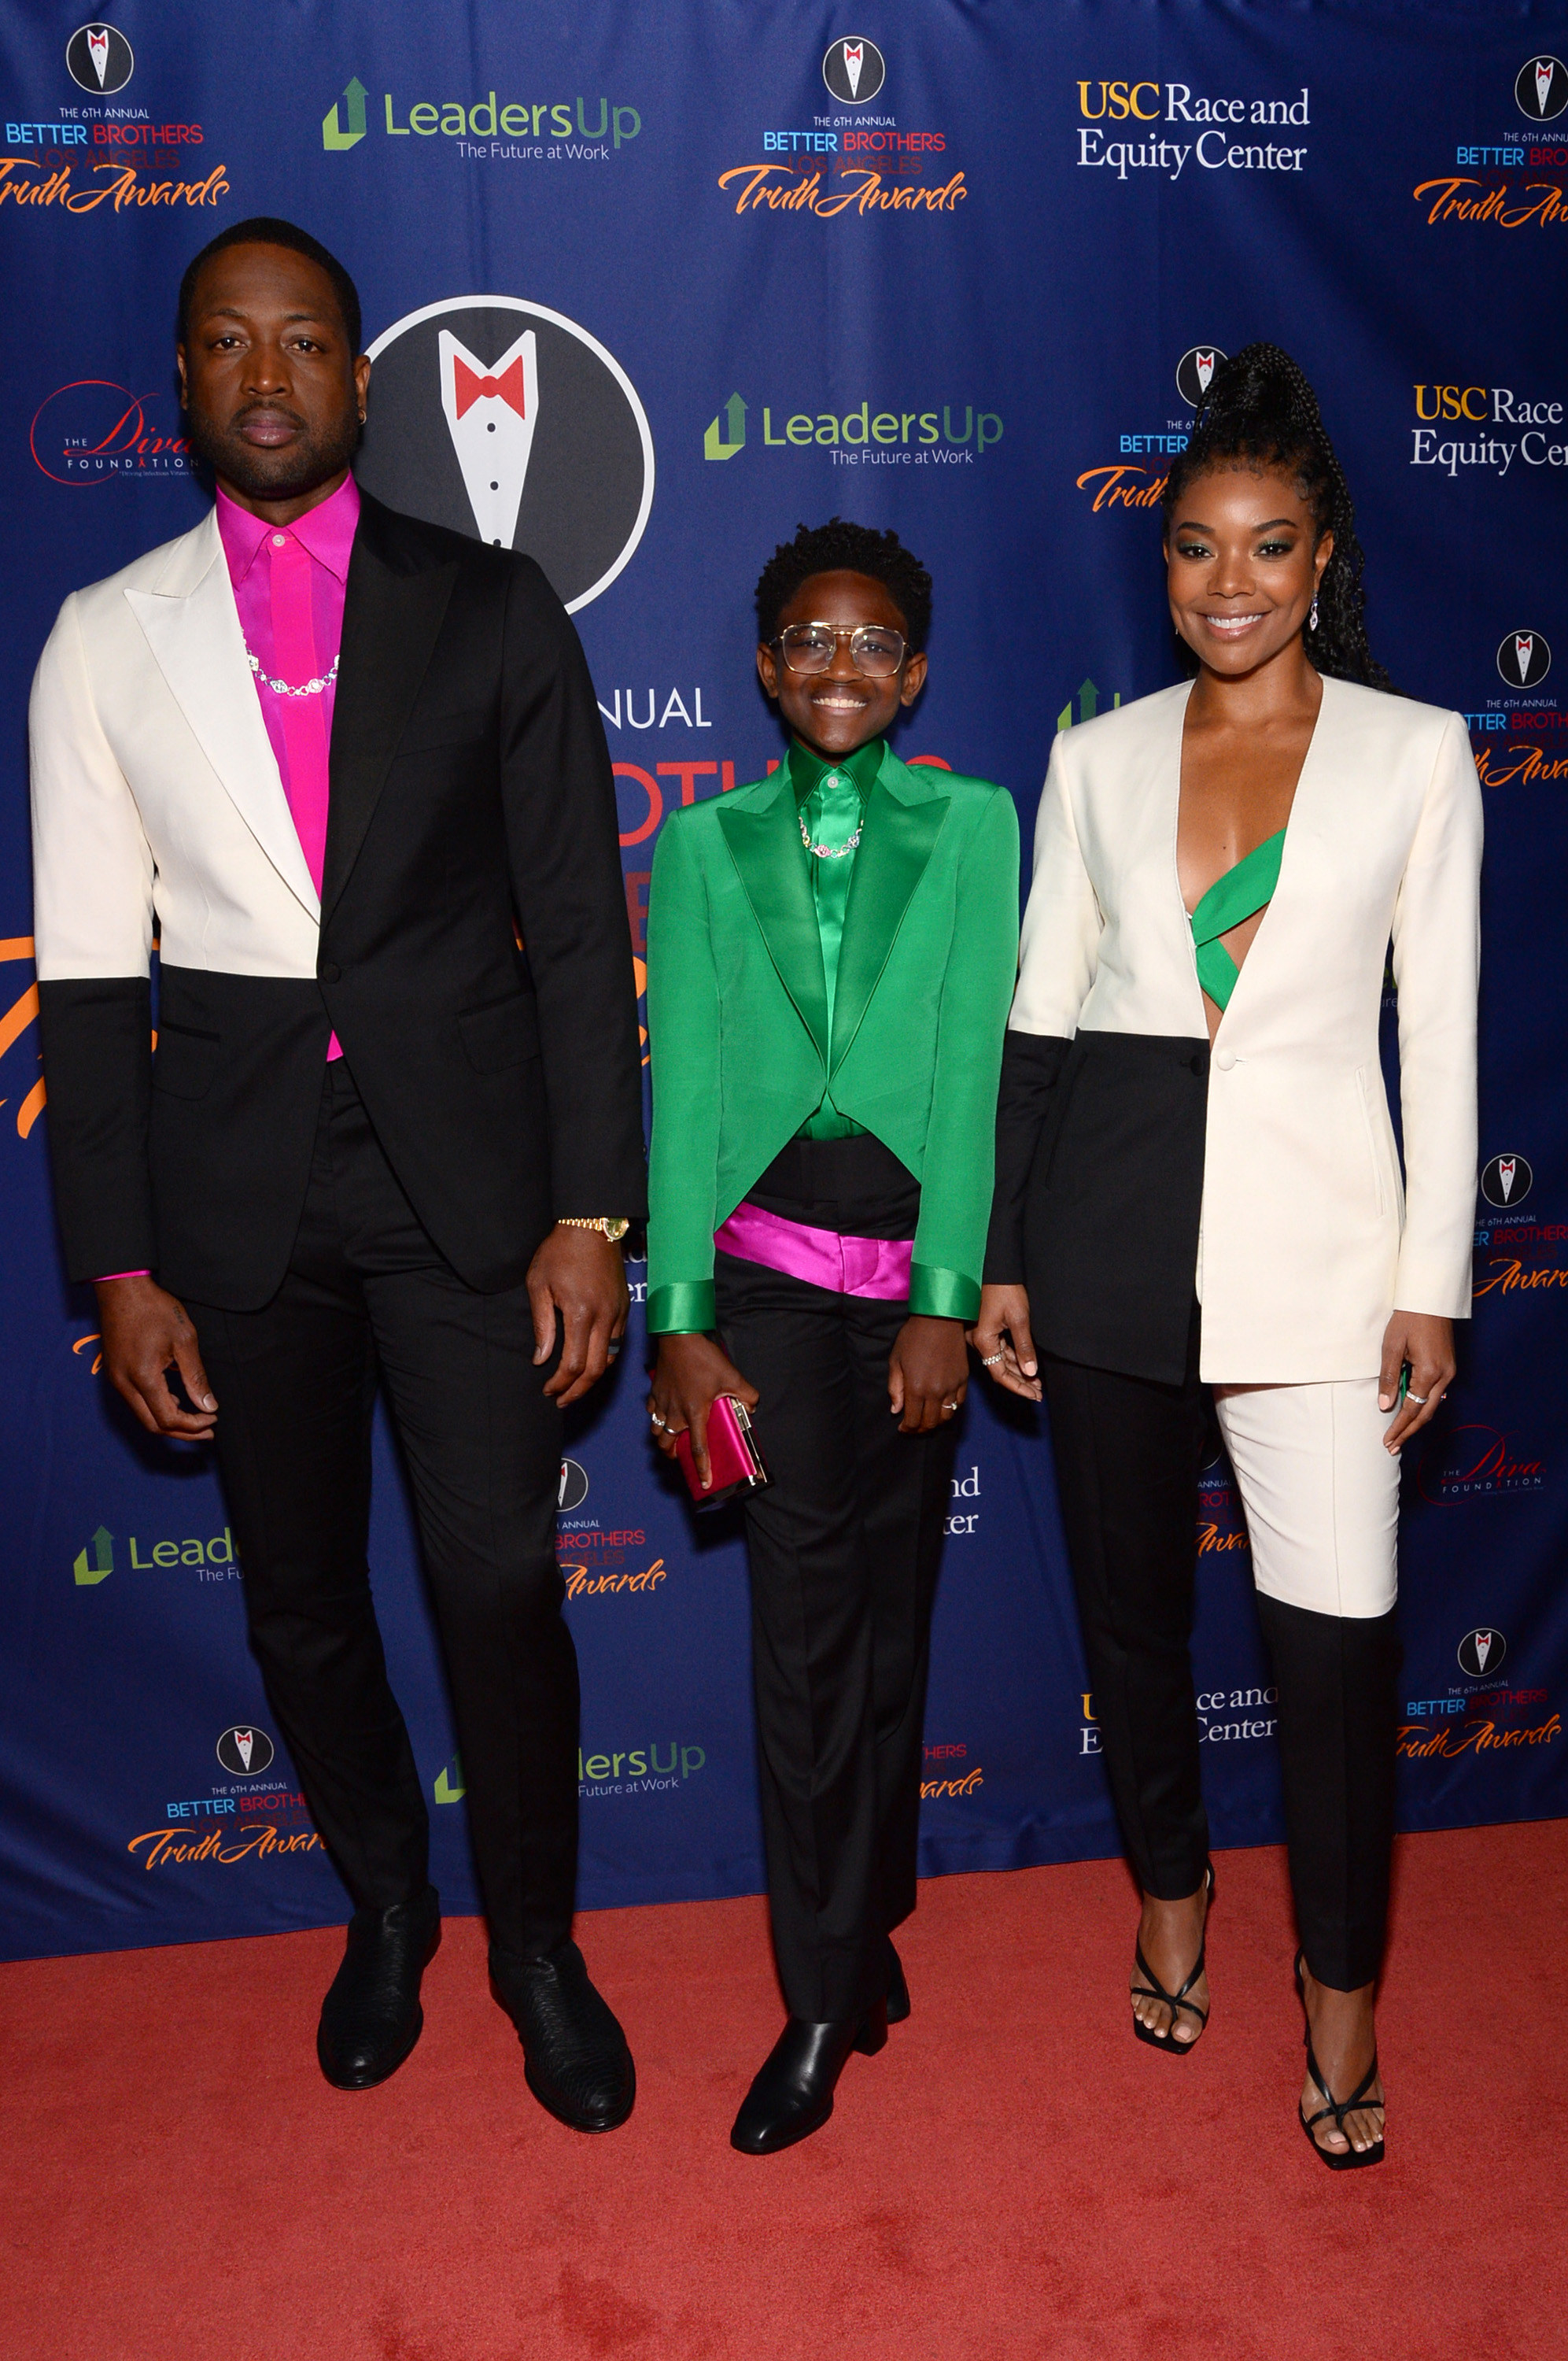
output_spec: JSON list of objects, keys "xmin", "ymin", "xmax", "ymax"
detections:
[{"xmin": 674, "ymin": 1394, "xmax": 770, "ymax": 1509}]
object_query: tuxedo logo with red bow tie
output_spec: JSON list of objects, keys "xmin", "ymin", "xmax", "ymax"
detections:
[
  {"xmin": 216, "ymin": 1724, "xmax": 276, "ymax": 1776},
  {"xmin": 358, "ymin": 297, "xmax": 654, "ymax": 612},
  {"xmin": 1458, "ymin": 1628, "xmax": 1507, "ymax": 1679},
  {"xmin": 439, "ymin": 330, "xmax": 540, "ymax": 552},
  {"xmin": 1481, "ymin": 1153, "xmax": 1533, "ymax": 1210},
  {"xmin": 1496, "ymin": 627, "xmax": 1551, "ymax": 689},
  {"xmin": 1176, "ymin": 345, "xmax": 1229, "ymax": 410},
  {"xmin": 1515, "ymin": 54, "xmax": 1568, "ymax": 121},
  {"xmin": 66, "ymin": 20, "xmax": 134, "ymax": 93},
  {"xmin": 822, "ymin": 35, "xmax": 885, "ymax": 104}
]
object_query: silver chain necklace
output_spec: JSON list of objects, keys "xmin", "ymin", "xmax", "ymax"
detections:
[{"xmin": 245, "ymin": 644, "xmax": 340, "ymax": 700}]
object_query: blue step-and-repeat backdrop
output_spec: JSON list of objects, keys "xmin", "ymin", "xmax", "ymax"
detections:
[{"xmin": 1, "ymin": 1, "xmax": 1565, "ymax": 1960}]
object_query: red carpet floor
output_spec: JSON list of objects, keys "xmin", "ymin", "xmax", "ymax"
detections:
[{"xmin": 2, "ymin": 1822, "xmax": 1564, "ymax": 2361}]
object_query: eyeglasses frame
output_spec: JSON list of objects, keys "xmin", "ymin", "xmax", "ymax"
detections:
[{"xmin": 769, "ymin": 621, "xmax": 909, "ymax": 679}]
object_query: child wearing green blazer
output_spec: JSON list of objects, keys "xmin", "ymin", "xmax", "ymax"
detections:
[{"xmin": 644, "ymin": 521, "xmax": 1018, "ymax": 2153}]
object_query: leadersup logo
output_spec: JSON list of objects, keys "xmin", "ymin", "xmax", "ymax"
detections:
[
  {"xmin": 579, "ymin": 1741, "xmax": 707, "ymax": 1798},
  {"xmin": 357, "ymin": 297, "xmax": 653, "ymax": 612},
  {"xmin": 703, "ymin": 391, "xmax": 999, "ymax": 469},
  {"xmin": 1075, "ymin": 79, "xmax": 1309, "ymax": 181},
  {"xmin": 323, "ymin": 76, "xmax": 640, "ymax": 161},
  {"xmin": 73, "ymin": 1524, "xmax": 241, "ymax": 1584}
]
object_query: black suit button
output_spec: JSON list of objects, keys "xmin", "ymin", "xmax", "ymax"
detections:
[{"xmin": 321, "ymin": 962, "xmax": 341, "ymax": 984}]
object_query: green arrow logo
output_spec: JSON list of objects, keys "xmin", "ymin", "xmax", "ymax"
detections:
[
  {"xmin": 1057, "ymin": 678, "xmax": 1122, "ymax": 733},
  {"xmin": 704, "ymin": 392, "xmax": 747, "ymax": 460},
  {"xmin": 73, "ymin": 1526, "xmax": 113, "ymax": 1587},
  {"xmin": 434, "ymin": 1757, "xmax": 466, "ymax": 1805},
  {"xmin": 323, "ymin": 76, "xmax": 368, "ymax": 152}
]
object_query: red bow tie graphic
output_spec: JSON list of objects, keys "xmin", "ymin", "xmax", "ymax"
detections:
[{"xmin": 452, "ymin": 353, "xmax": 527, "ymax": 421}]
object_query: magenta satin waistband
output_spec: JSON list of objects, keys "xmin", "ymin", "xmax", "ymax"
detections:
[{"xmin": 714, "ymin": 1201, "xmax": 913, "ymax": 1299}]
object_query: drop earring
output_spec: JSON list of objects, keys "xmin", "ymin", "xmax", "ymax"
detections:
[{"xmin": 1308, "ymin": 593, "xmax": 1319, "ymax": 633}]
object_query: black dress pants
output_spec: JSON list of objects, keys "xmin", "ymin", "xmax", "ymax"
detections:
[
  {"xmin": 189, "ymin": 1060, "xmax": 578, "ymax": 1958},
  {"xmin": 1043, "ymin": 1314, "xmax": 1399, "ymax": 1992},
  {"xmin": 714, "ymin": 1136, "xmax": 955, "ymax": 2025}
]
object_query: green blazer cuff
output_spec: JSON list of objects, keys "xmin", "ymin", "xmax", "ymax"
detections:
[
  {"xmin": 909, "ymin": 1264, "xmax": 980, "ymax": 1322},
  {"xmin": 647, "ymin": 1280, "xmax": 716, "ymax": 1335}
]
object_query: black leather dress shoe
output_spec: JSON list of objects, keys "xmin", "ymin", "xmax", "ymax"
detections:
[
  {"xmin": 317, "ymin": 1885, "xmax": 441, "ymax": 2092},
  {"xmin": 490, "ymin": 1939, "xmax": 636, "ymax": 2133},
  {"xmin": 731, "ymin": 2002, "xmax": 887, "ymax": 2156},
  {"xmin": 884, "ymin": 1938, "xmax": 911, "ymax": 2026}
]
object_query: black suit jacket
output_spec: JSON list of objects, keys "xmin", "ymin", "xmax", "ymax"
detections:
[
  {"xmin": 985, "ymin": 1029, "xmax": 1210, "ymax": 1385},
  {"xmin": 35, "ymin": 492, "xmax": 647, "ymax": 1306}
]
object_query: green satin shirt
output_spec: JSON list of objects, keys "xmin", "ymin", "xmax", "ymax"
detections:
[{"xmin": 788, "ymin": 737, "xmax": 882, "ymax": 1141}]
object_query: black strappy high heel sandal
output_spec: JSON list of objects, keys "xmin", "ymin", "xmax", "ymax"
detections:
[
  {"xmin": 1294, "ymin": 1952, "xmax": 1385, "ymax": 2171},
  {"xmin": 1130, "ymin": 1862, "xmax": 1214, "ymax": 2056}
]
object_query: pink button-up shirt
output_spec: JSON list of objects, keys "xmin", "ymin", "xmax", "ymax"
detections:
[
  {"xmin": 218, "ymin": 473, "xmax": 360, "ymax": 1061},
  {"xmin": 216, "ymin": 473, "xmax": 358, "ymax": 893},
  {"xmin": 97, "ymin": 478, "xmax": 360, "ymax": 1283}
]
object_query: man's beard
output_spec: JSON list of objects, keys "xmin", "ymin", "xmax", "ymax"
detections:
[{"xmin": 184, "ymin": 396, "xmax": 361, "ymax": 503}]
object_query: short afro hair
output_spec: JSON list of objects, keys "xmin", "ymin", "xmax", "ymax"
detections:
[
  {"xmin": 755, "ymin": 519, "xmax": 932, "ymax": 652},
  {"xmin": 177, "ymin": 216, "xmax": 363, "ymax": 357}
]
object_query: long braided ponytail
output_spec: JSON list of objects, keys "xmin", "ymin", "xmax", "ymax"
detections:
[{"xmin": 1162, "ymin": 342, "xmax": 1391, "ymax": 690}]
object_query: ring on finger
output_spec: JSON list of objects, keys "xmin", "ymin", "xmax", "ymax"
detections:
[
  {"xmin": 1405, "ymin": 1392, "xmax": 1427, "ymax": 1406},
  {"xmin": 650, "ymin": 1410, "xmax": 666, "ymax": 1430},
  {"xmin": 981, "ymin": 1351, "xmax": 1004, "ymax": 1367},
  {"xmin": 941, "ymin": 1400, "xmax": 958, "ymax": 1413}
]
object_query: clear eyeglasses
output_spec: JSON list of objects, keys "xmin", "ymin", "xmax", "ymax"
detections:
[{"xmin": 773, "ymin": 622, "xmax": 908, "ymax": 679}]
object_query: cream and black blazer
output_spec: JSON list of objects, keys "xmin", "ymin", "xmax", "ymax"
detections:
[
  {"xmin": 987, "ymin": 676, "xmax": 1483, "ymax": 1385},
  {"xmin": 29, "ymin": 492, "xmax": 644, "ymax": 1305}
]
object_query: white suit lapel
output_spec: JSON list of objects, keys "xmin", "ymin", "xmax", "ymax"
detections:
[{"xmin": 124, "ymin": 511, "xmax": 321, "ymax": 922}]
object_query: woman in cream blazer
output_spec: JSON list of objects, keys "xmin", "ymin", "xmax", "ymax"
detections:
[{"xmin": 977, "ymin": 348, "xmax": 1481, "ymax": 2169}]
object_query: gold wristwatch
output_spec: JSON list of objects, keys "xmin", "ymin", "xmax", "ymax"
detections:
[{"xmin": 559, "ymin": 1216, "xmax": 631, "ymax": 1243}]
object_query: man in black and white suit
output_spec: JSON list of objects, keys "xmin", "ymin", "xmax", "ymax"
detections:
[{"xmin": 29, "ymin": 219, "xmax": 646, "ymax": 2129}]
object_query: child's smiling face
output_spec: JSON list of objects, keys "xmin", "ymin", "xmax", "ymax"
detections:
[{"xmin": 757, "ymin": 568, "xmax": 928, "ymax": 760}]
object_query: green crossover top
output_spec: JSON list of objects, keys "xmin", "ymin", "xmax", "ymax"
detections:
[{"xmin": 1189, "ymin": 828, "xmax": 1286, "ymax": 1012}]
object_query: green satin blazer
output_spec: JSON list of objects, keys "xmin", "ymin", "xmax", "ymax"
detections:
[{"xmin": 645, "ymin": 745, "xmax": 1020, "ymax": 1332}]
